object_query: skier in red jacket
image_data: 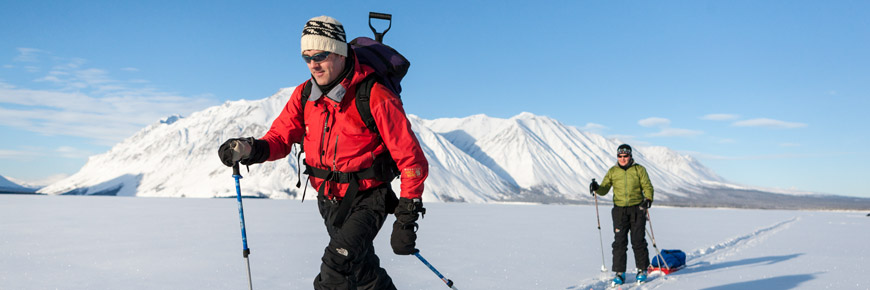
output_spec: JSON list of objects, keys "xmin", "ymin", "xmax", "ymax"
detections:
[{"xmin": 219, "ymin": 15, "xmax": 428, "ymax": 290}]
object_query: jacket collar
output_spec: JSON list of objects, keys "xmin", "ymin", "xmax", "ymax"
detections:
[
  {"xmin": 308, "ymin": 81, "xmax": 346, "ymax": 103},
  {"xmin": 618, "ymin": 158, "xmax": 635, "ymax": 170},
  {"xmin": 307, "ymin": 49, "xmax": 373, "ymax": 103}
]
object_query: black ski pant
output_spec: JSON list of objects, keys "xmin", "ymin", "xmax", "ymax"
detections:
[
  {"xmin": 611, "ymin": 205, "xmax": 650, "ymax": 273},
  {"xmin": 314, "ymin": 185, "xmax": 397, "ymax": 290}
]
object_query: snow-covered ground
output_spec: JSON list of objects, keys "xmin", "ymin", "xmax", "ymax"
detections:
[{"xmin": 1, "ymin": 194, "xmax": 867, "ymax": 290}]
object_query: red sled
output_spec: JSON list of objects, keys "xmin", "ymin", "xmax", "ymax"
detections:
[
  {"xmin": 648, "ymin": 265, "xmax": 683, "ymax": 275},
  {"xmin": 649, "ymin": 249, "xmax": 686, "ymax": 275}
]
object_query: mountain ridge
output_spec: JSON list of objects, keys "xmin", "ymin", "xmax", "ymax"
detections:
[
  {"xmin": 0, "ymin": 175, "xmax": 34, "ymax": 193},
  {"xmin": 35, "ymin": 87, "xmax": 870, "ymax": 210}
]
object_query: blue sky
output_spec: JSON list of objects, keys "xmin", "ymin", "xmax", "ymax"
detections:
[{"xmin": 1, "ymin": 0, "xmax": 868, "ymax": 197}]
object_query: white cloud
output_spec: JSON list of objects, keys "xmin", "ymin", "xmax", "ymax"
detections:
[
  {"xmin": 56, "ymin": 146, "xmax": 94, "ymax": 159},
  {"xmin": 718, "ymin": 138, "xmax": 736, "ymax": 144},
  {"xmin": 13, "ymin": 48, "xmax": 44, "ymax": 62},
  {"xmin": 606, "ymin": 135, "xmax": 649, "ymax": 146},
  {"xmin": 636, "ymin": 117, "xmax": 701, "ymax": 138},
  {"xmin": 121, "ymin": 67, "xmax": 140, "ymax": 72},
  {"xmin": 607, "ymin": 134, "xmax": 636, "ymax": 141},
  {"xmin": 0, "ymin": 149, "xmax": 37, "ymax": 159},
  {"xmin": 732, "ymin": 118, "xmax": 807, "ymax": 129},
  {"xmin": 0, "ymin": 53, "xmax": 218, "ymax": 146},
  {"xmin": 580, "ymin": 122, "xmax": 607, "ymax": 131},
  {"xmin": 638, "ymin": 117, "xmax": 670, "ymax": 127},
  {"xmin": 689, "ymin": 151, "xmax": 832, "ymax": 161},
  {"xmin": 51, "ymin": 58, "xmax": 86, "ymax": 70},
  {"xmin": 701, "ymin": 114, "xmax": 740, "ymax": 121},
  {"xmin": 648, "ymin": 127, "xmax": 703, "ymax": 137}
]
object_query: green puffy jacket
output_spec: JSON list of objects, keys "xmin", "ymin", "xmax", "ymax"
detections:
[{"xmin": 595, "ymin": 163, "xmax": 654, "ymax": 207}]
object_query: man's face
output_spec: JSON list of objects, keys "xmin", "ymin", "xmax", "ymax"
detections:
[
  {"xmin": 618, "ymin": 154, "xmax": 631, "ymax": 166},
  {"xmin": 303, "ymin": 50, "xmax": 345, "ymax": 85}
]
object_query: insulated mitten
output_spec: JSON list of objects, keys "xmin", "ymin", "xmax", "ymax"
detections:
[{"xmin": 391, "ymin": 197, "xmax": 425, "ymax": 255}]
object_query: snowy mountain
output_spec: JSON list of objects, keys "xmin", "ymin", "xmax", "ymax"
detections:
[
  {"xmin": 37, "ymin": 88, "xmax": 870, "ymax": 209},
  {"xmin": 0, "ymin": 175, "xmax": 34, "ymax": 193}
]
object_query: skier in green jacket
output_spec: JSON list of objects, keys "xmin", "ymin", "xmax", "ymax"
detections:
[{"xmin": 590, "ymin": 144, "xmax": 654, "ymax": 286}]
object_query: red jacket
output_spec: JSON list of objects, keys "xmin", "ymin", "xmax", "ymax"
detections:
[{"xmin": 260, "ymin": 56, "xmax": 428, "ymax": 200}]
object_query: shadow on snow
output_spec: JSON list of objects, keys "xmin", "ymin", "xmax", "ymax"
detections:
[
  {"xmin": 699, "ymin": 273, "xmax": 819, "ymax": 290},
  {"xmin": 685, "ymin": 253, "xmax": 804, "ymax": 274}
]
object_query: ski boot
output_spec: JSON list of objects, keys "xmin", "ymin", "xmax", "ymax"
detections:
[
  {"xmin": 611, "ymin": 272, "xmax": 625, "ymax": 287},
  {"xmin": 636, "ymin": 269, "xmax": 648, "ymax": 284}
]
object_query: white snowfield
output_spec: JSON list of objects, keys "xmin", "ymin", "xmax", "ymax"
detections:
[{"xmin": 1, "ymin": 195, "xmax": 867, "ymax": 290}]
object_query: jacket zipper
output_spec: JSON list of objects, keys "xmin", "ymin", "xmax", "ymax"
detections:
[
  {"xmin": 622, "ymin": 167, "xmax": 629, "ymax": 206},
  {"xmin": 333, "ymin": 134, "xmax": 339, "ymax": 171},
  {"xmin": 331, "ymin": 103, "xmax": 339, "ymax": 171},
  {"xmin": 319, "ymin": 108, "xmax": 330, "ymax": 167}
]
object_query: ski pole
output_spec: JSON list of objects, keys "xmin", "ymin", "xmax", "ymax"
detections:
[
  {"xmin": 233, "ymin": 162, "xmax": 254, "ymax": 290},
  {"xmin": 414, "ymin": 251, "xmax": 458, "ymax": 289},
  {"xmin": 644, "ymin": 208, "xmax": 669, "ymax": 271},
  {"xmin": 591, "ymin": 179, "xmax": 607, "ymax": 272}
]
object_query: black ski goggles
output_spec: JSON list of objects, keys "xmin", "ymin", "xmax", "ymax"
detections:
[{"xmin": 302, "ymin": 51, "xmax": 331, "ymax": 63}]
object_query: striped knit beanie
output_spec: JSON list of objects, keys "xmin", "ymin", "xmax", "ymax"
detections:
[
  {"xmin": 301, "ymin": 16, "xmax": 347, "ymax": 57},
  {"xmin": 617, "ymin": 144, "xmax": 632, "ymax": 156}
]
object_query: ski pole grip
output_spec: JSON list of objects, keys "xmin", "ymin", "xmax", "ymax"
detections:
[{"xmin": 233, "ymin": 162, "xmax": 241, "ymax": 176}]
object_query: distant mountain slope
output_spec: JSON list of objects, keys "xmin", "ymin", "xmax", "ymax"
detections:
[
  {"xmin": 37, "ymin": 88, "xmax": 870, "ymax": 210},
  {"xmin": 0, "ymin": 175, "xmax": 34, "ymax": 193}
]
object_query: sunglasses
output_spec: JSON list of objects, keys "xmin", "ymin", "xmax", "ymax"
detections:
[
  {"xmin": 618, "ymin": 154, "xmax": 631, "ymax": 158},
  {"xmin": 301, "ymin": 51, "xmax": 331, "ymax": 63}
]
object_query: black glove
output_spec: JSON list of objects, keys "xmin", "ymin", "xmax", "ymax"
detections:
[
  {"xmin": 218, "ymin": 137, "xmax": 258, "ymax": 166},
  {"xmin": 640, "ymin": 198, "xmax": 652, "ymax": 210},
  {"xmin": 589, "ymin": 179, "xmax": 599, "ymax": 195},
  {"xmin": 391, "ymin": 198, "xmax": 425, "ymax": 255}
]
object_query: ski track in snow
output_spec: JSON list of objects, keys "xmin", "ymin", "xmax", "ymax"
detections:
[{"xmin": 567, "ymin": 217, "xmax": 798, "ymax": 290}]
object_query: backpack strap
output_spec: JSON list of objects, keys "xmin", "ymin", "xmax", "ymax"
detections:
[
  {"xmin": 300, "ymin": 80, "xmax": 312, "ymax": 116},
  {"xmin": 295, "ymin": 80, "xmax": 314, "ymax": 200},
  {"xmin": 354, "ymin": 76, "xmax": 400, "ymax": 181},
  {"xmin": 355, "ymin": 76, "xmax": 380, "ymax": 135}
]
